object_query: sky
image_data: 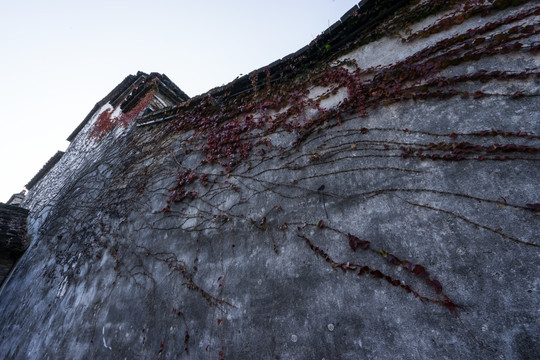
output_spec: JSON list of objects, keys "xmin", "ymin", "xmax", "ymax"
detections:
[{"xmin": 0, "ymin": 0, "xmax": 360, "ymax": 202}]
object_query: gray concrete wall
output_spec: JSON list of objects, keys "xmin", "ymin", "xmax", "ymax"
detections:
[{"xmin": 1, "ymin": 1, "xmax": 539, "ymax": 359}]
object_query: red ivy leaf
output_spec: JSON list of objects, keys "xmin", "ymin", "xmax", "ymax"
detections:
[
  {"xmin": 526, "ymin": 203, "xmax": 540, "ymax": 211},
  {"xmin": 442, "ymin": 296, "xmax": 459, "ymax": 317},
  {"xmin": 348, "ymin": 234, "xmax": 370, "ymax": 251},
  {"xmin": 473, "ymin": 91, "xmax": 483, "ymax": 99},
  {"xmin": 348, "ymin": 234, "xmax": 359, "ymax": 251},
  {"xmin": 402, "ymin": 261, "xmax": 415, "ymax": 272},
  {"xmin": 358, "ymin": 266, "xmax": 370, "ymax": 275},
  {"xmin": 431, "ymin": 279, "xmax": 443, "ymax": 294},
  {"xmin": 413, "ymin": 264, "xmax": 427, "ymax": 277}
]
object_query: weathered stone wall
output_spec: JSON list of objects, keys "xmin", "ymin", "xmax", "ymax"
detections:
[{"xmin": 1, "ymin": 1, "xmax": 539, "ymax": 359}]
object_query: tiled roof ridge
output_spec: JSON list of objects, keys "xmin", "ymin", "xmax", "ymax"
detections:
[
  {"xmin": 28, "ymin": 72, "xmax": 190, "ymax": 192},
  {"xmin": 148, "ymin": 72, "xmax": 189, "ymax": 101},
  {"xmin": 26, "ymin": 0, "xmax": 405, "ymax": 191},
  {"xmin": 66, "ymin": 72, "xmax": 190, "ymax": 142},
  {"xmin": 120, "ymin": 73, "xmax": 189, "ymax": 114},
  {"xmin": 137, "ymin": 0, "xmax": 409, "ymax": 126},
  {"xmin": 25, "ymin": 151, "xmax": 65, "ymax": 190},
  {"xmin": 66, "ymin": 73, "xmax": 142, "ymax": 142}
]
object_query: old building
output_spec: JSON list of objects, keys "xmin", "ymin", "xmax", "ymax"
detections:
[
  {"xmin": 1, "ymin": 1, "xmax": 539, "ymax": 359},
  {"xmin": 6, "ymin": 191, "xmax": 26, "ymax": 207},
  {"xmin": 0, "ymin": 203, "xmax": 28, "ymax": 286}
]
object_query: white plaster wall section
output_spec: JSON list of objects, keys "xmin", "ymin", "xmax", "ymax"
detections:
[
  {"xmin": 153, "ymin": 94, "xmax": 168, "ymax": 108},
  {"xmin": 263, "ymin": 131, "xmax": 295, "ymax": 150},
  {"xmin": 23, "ymin": 101, "xmax": 129, "ymax": 238},
  {"xmin": 1, "ymin": 3, "xmax": 539, "ymax": 359},
  {"xmin": 338, "ymin": 33, "xmax": 432, "ymax": 72},
  {"xmin": 340, "ymin": 2, "xmax": 540, "ymax": 77},
  {"xmin": 477, "ymin": 72, "xmax": 540, "ymax": 96},
  {"xmin": 423, "ymin": 11, "xmax": 540, "ymax": 82},
  {"xmin": 24, "ymin": 102, "xmax": 111, "ymax": 208},
  {"xmin": 71, "ymin": 279, "xmax": 96, "ymax": 308},
  {"xmin": 56, "ymin": 276, "xmax": 69, "ymax": 298},
  {"xmin": 307, "ymin": 86, "xmax": 349, "ymax": 111},
  {"xmin": 215, "ymin": 189, "xmax": 242, "ymax": 213},
  {"xmin": 102, "ymin": 325, "xmax": 113, "ymax": 351},
  {"xmin": 111, "ymin": 104, "xmax": 123, "ymax": 119},
  {"xmin": 403, "ymin": 0, "xmax": 492, "ymax": 39},
  {"xmin": 221, "ymin": 82, "xmax": 348, "ymax": 154},
  {"xmin": 180, "ymin": 213, "xmax": 199, "ymax": 230},
  {"xmin": 25, "ymin": 203, "xmax": 51, "ymax": 240}
]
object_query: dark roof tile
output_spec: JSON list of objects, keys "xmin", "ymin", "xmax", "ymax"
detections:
[
  {"xmin": 67, "ymin": 72, "xmax": 189, "ymax": 142},
  {"xmin": 340, "ymin": 4, "xmax": 359, "ymax": 22},
  {"xmin": 25, "ymin": 151, "xmax": 64, "ymax": 190}
]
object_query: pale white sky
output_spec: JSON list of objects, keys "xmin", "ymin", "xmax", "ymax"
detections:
[{"xmin": 0, "ymin": 0, "xmax": 359, "ymax": 202}]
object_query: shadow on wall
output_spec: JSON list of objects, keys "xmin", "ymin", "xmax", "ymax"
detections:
[{"xmin": 0, "ymin": 199, "xmax": 28, "ymax": 287}]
